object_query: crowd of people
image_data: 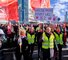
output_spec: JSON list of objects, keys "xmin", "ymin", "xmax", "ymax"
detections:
[{"xmin": 0, "ymin": 22, "xmax": 68, "ymax": 60}]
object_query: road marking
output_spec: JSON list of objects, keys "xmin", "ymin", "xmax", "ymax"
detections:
[
  {"xmin": 62, "ymin": 48, "xmax": 68, "ymax": 51},
  {"xmin": 63, "ymin": 55, "xmax": 68, "ymax": 57},
  {"xmin": 33, "ymin": 50, "xmax": 38, "ymax": 54}
]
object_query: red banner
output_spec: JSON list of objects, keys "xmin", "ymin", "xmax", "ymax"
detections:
[
  {"xmin": 31, "ymin": 0, "xmax": 50, "ymax": 11},
  {"xmin": 0, "ymin": 0, "xmax": 19, "ymax": 22}
]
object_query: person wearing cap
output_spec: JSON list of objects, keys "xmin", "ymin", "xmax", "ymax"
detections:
[
  {"xmin": 42, "ymin": 27, "xmax": 55, "ymax": 60},
  {"xmin": 54, "ymin": 26, "xmax": 63, "ymax": 60},
  {"xmin": 27, "ymin": 26, "xmax": 35, "ymax": 59}
]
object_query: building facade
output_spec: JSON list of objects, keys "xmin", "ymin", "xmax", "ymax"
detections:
[{"xmin": 18, "ymin": 0, "xmax": 28, "ymax": 23}]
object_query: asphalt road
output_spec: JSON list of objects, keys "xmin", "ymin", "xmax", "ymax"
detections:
[
  {"xmin": 0, "ymin": 47, "xmax": 68, "ymax": 60},
  {"xmin": 1, "ymin": 38, "xmax": 68, "ymax": 60}
]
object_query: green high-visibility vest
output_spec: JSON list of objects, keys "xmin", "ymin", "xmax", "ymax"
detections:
[
  {"xmin": 27, "ymin": 33, "xmax": 35, "ymax": 44},
  {"xmin": 42, "ymin": 32, "xmax": 55, "ymax": 49},
  {"xmin": 54, "ymin": 32, "xmax": 63, "ymax": 45}
]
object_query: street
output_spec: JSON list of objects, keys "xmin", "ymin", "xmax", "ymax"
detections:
[{"xmin": 1, "ymin": 46, "xmax": 68, "ymax": 60}]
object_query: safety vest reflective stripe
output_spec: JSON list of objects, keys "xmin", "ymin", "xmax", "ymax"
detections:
[
  {"xmin": 54, "ymin": 32, "xmax": 63, "ymax": 45},
  {"xmin": 50, "ymin": 43, "xmax": 54, "ymax": 48},
  {"xmin": 42, "ymin": 32, "xmax": 54, "ymax": 49},
  {"xmin": 27, "ymin": 33, "xmax": 35, "ymax": 44},
  {"xmin": 42, "ymin": 44, "xmax": 49, "ymax": 49}
]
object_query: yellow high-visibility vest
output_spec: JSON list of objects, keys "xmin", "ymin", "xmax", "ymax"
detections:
[
  {"xmin": 27, "ymin": 33, "xmax": 35, "ymax": 44},
  {"xmin": 42, "ymin": 32, "xmax": 55, "ymax": 49},
  {"xmin": 54, "ymin": 32, "xmax": 63, "ymax": 45}
]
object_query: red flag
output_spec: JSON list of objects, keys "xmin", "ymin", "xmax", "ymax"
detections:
[
  {"xmin": 30, "ymin": 0, "xmax": 50, "ymax": 11},
  {"xmin": 0, "ymin": 0, "xmax": 19, "ymax": 22}
]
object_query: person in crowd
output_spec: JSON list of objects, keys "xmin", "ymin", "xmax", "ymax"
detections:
[
  {"xmin": 66, "ymin": 23, "xmax": 68, "ymax": 37},
  {"xmin": 0, "ymin": 39, "xmax": 3, "ymax": 60},
  {"xmin": 13, "ymin": 23, "xmax": 19, "ymax": 37},
  {"xmin": 42, "ymin": 27, "xmax": 55, "ymax": 60},
  {"xmin": 36, "ymin": 23, "xmax": 43, "ymax": 60},
  {"xmin": 15, "ymin": 24, "xmax": 28, "ymax": 60},
  {"xmin": 62, "ymin": 24, "xmax": 67, "ymax": 47},
  {"xmin": 15, "ymin": 35, "xmax": 21, "ymax": 60},
  {"xmin": 27, "ymin": 26, "xmax": 35, "ymax": 59},
  {"xmin": 18, "ymin": 24, "xmax": 28, "ymax": 60},
  {"xmin": 54, "ymin": 26, "xmax": 63, "ymax": 60},
  {"xmin": 6, "ymin": 22, "xmax": 12, "ymax": 48}
]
